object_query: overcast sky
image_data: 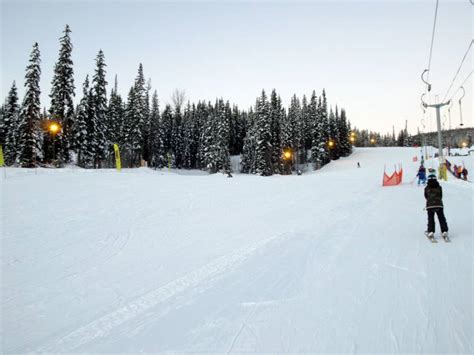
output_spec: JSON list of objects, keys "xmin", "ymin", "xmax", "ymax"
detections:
[{"xmin": 1, "ymin": 0, "xmax": 472, "ymax": 134}]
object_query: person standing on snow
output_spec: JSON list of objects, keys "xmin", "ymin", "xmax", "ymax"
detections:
[
  {"xmin": 424, "ymin": 170, "xmax": 449, "ymax": 240},
  {"xmin": 416, "ymin": 165, "xmax": 427, "ymax": 185}
]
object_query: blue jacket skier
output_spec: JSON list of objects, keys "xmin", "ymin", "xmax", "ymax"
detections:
[
  {"xmin": 416, "ymin": 165, "xmax": 426, "ymax": 185},
  {"xmin": 424, "ymin": 171, "xmax": 449, "ymax": 240}
]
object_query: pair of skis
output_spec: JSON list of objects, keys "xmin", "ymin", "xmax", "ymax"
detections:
[{"xmin": 425, "ymin": 232, "xmax": 451, "ymax": 243}]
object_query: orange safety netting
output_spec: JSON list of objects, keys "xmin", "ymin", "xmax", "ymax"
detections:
[{"xmin": 382, "ymin": 166, "xmax": 403, "ymax": 186}]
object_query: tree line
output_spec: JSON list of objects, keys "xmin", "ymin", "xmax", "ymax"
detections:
[
  {"xmin": 350, "ymin": 127, "xmax": 420, "ymax": 148},
  {"xmin": 0, "ymin": 25, "xmax": 354, "ymax": 175}
]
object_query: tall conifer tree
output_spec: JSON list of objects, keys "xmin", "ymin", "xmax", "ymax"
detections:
[
  {"xmin": 50, "ymin": 25, "xmax": 75, "ymax": 162},
  {"xmin": 91, "ymin": 50, "xmax": 108, "ymax": 168},
  {"xmin": 2, "ymin": 82, "xmax": 19, "ymax": 165},
  {"xmin": 17, "ymin": 43, "xmax": 42, "ymax": 167}
]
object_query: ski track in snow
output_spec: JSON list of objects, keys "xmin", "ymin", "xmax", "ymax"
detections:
[{"xmin": 35, "ymin": 233, "xmax": 287, "ymax": 352}]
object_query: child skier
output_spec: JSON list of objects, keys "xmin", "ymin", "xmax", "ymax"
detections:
[
  {"xmin": 416, "ymin": 165, "xmax": 426, "ymax": 185},
  {"xmin": 424, "ymin": 170, "xmax": 449, "ymax": 241}
]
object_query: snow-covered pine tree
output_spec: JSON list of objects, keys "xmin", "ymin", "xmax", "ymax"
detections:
[
  {"xmin": 240, "ymin": 107, "xmax": 256, "ymax": 174},
  {"xmin": 301, "ymin": 94, "xmax": 311, "ymax": 159},
  {"xmin": 309, "ymin": 91, "xmax": 321, "ymax": 169},
  {"xmin": 319, "ymin": 90, "xmax": 330, "ymax": 165},
  {"xmin": 269, "ymin": 89, "xmax": 283, "ymax": 174},
  {"xmin": 171, "ymin": 103, "xmax": 183, "ymax": 168},
  {"xmin": 254, "ymin": 90, "xmax": 272, "ymax": 176},
  {"xmin": 286, "ymin": 94, "xmax": 302, "ymax": 171},
  {"xmin": 148, "ymin": 90, "xmax": 166, "ymax": 168},
  {"xmin": 142, "ymin": 78, "xmax": 152, "ymax": 163},
  {"xmin": 199, "ymin": 102, "xmax": 217, "ymax": 173},
  {"xmin": 2, "ymin": 81, "xmax": 20, "ymax": 165},
  {"xmin": 17, "ymin": 43, "xmax": 42, "ymax": 167},
  {"xmin": 125, "ymin": 64, "xmax": 147, "ymax": 166},
  {"xmin": 73, "ymin": 75, "xmax": 97, "ymax": 168},
  {"xmin": 189, "ymin": 103, "xmax": 200, "ymax": 168},
  {"xmin": 280, "ymin": 100, "xmax": 291, "ymax": 152},
  {"xmin": 73, "ymin": 75, "xmax": 93, "ymax": 167},
  {"xmin": 108, "ymin": 75, "xmax": 125, "ymax": 147},
  {"xmin": 124, "ymin": 86, "xmax": 138, "ymax": 166},
  {"xmin": 49, "ymin": 24, "xmax": 75, "ymax": 163},
  {"xmin": 397, "ymin": 129, "xmax": 405, "ymax": 147},
  {"xmin": 84, "ymin": 83, "xmax": 96, "ymax": 166},
  {"xmin": 91, "ymin": 50, "xmax": 108, "ymax": 168},
  {"xmin": 338, "ymin": 108, "xmax": 352, "ymax": 156},
  {"xmin": 335, "ymin": 106, "xmax": 343, "ymax": 156},
  {"xmin": 194, "ymin": 101, "xmax": 207, "ymax": 169},
  {"xmin": 182, "ymin": 102, "xmax": 194, "ymax": 169},
  {"xmin": 161, "ymin": 104, "xmax": 174, "ymax": 168},
  {"xmin": 229, "ymin": 103, "xmax": 237, "ymax": 156},
  {"xmin": 230, "ymin": 104, "xmax": 246, "ymax": 156},
  {"xmin": 215, "ymin": 99, "xmax": 230, "ymax": 172},
  {"xmin": 223, "ymin": 101, "xmax": 233, "ymax": 159},
  {"xmin": 328, "ymin": 106, "xmax": 340, "ymax": 160}
]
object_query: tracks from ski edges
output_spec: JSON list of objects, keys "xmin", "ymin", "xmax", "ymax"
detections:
[{"xmin": 35, "ymin": 233, "xmax": 288, "ymax": 352}]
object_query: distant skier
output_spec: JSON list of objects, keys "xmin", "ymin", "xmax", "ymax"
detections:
[
  {"xmin": 416, "ymin": 165, "xmax": 426, "ymax": 185},
  {"xmin": 424, "ymin": 170, "xmax": 449, "ymax": 241},
  {"xmin": 462, "ymin": 167, "xmax": 468, "ymax": 181},
  {"xmin": 357, "ymin": 162, "xmax": 361, "ymax": 168}
]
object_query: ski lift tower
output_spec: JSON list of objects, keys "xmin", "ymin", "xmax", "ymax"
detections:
[{"xmin": 422, "ymin": 98, "xmax": 450, "ymax": 180}]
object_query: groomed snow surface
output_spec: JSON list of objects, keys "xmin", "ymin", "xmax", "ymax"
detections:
[{"xmin": 1, "ymin": 147, "xmax": 472, "ymax": 353}]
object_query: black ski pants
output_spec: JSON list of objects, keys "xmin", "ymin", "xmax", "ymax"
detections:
[{"xmin": 427, "ymin": 207, "xmax": 448, "ymax": 233}]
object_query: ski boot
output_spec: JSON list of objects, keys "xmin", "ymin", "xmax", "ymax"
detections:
[
  {"xmin": 425, "ymin": 231, "xmax": 437, "ymax": 243},
  {"xmin": 442, "ymin": 231, "xmax": 450, "ymax": 242}
]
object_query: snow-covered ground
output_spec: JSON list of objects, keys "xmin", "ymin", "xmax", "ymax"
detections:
[{"xmin": 1, "ymin": 147, "xmax": 472, "ymax": 353}]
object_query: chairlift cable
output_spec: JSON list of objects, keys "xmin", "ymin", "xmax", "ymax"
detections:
[
  {"xmin": 426, "ymin": 0, "xmax": 439, "ymax": 84},
  {"xmin": 458, "ymin": 86, "xmax": 466, "ymax": 127},
  {"xmin": 448, "ymin": 70, "xmax": 473, "ymax": 103},
  {"xmin": 442, "ymin": 40, "xmax": 473, "ymax": 102},
  {"xmin": 421, "ymin": 0, "xmax": 440, "ymax": 108}
]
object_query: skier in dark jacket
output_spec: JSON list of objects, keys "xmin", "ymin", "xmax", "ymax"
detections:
[{"xmin": 424, "ymin": 172, "xmax": 449, "ymax": 240}]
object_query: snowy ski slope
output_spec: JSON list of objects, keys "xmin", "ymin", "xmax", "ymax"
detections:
[{"xmin": 1, "ymin": 147, "xmax": 472, "ymax": 353}]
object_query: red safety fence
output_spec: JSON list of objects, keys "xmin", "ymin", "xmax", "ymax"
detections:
[{"xmin": 382, "ymin": 165, "xmax": 403, "ymax": 186}]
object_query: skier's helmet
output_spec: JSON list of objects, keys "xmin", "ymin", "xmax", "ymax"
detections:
[{"xmin": 428, "ymin": 168, "xmax": 437, "ymax": 180}]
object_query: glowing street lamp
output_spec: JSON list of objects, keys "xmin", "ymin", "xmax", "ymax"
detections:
[
  {"xmin": 328, "ymin": 140, "xmax": 335, "ymax": 149},
  {"xmin": 48, "ymin": 121, "xmax": 61, "ymax": 136},
  {"xmin": 49, "ymin": 122, "xmax": 60, "ymax": 135},
  {"xmin": 47, "ymin": 121, "xmax": 61, "ymax": 163},
  {"xmin": 283, "ymin": 150, "xmax": 292, "ymax": 160},
  {"xmin": 370, "ymin": 138, "xmax": 376, "ymax": 145},
  {"xmin": 461, "ymin": 141, "xmax": 467, "ymax": 148}
]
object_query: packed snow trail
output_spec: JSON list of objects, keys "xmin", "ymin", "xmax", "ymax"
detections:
[{"xmin": 1, "ymin": 147, "xmax": 472, "ymax": 353}]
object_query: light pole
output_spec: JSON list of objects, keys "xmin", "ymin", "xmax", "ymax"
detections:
[
  {"xmin": 350, "ymin": 132, "xmax": 356, "ymax": 145},
  {"xmin": 48, "ymin": 121, "xmax": 61, "ymax": 163},
  {"xmin": 282, "ymin": 148, "xmax": 293, "ymax": 174}
]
